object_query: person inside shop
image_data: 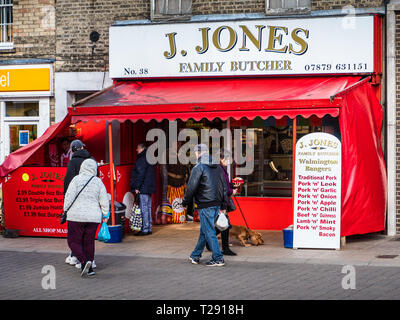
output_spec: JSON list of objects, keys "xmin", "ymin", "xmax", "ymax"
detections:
[
  {"xmin": 64, "ymin": 139, "xmax": 98, "ymax": 269},
  {"xmin": 60, "ymin": 137, "xmax": 72, "ymax": 167},
  {"xmin": 183, "ymin": 144, "xmax": 227, "ymax": 267},
  {"xmin": 64, "ymin": 159, "xmax": 109, "ymax": 277},
  {"xmin": 130, "ymin": 142, "xmax": 156, "ymax": 236}
]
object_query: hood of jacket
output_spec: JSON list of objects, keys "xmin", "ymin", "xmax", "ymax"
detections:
[{"xmin": 79, "ymin": 159, "xmax": 97, "ymax": 176}]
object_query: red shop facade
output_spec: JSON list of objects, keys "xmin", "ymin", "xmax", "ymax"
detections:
[{"xmin": 0, "ymin": 14, "xmax": 386, "ymax": 239}]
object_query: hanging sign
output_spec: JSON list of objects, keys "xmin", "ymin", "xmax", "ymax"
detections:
[
  {"xmin": 293, "ymin": 132, "xmax": 341, "ymax": 249},
  {"xmin": 109, "ymin": 15, "xmax": 374, "ymax": 78}
]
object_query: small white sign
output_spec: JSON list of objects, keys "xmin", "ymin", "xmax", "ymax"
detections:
[
  {"xmin": 110, "ymin": 15, "xmax": 374, "ymax": 79},
  {"xmin": 293, "ymin": 132, "xmax": 341, "ymax": 249}
]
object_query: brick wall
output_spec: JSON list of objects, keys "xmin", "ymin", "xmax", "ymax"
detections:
[
  {"xmin": 0, "ymin": 0, "xmax": 56, "ymax": 59},
  {"xmin": 55, "ymin": 0, "xmax": 149, "ymax": 72},
  {"xmin": 311, "ymin": 0, "xmax": 383, "ymax": 10}
]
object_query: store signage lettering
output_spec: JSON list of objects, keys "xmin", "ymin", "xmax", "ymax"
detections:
[
  {"xmin": 293, "ymin": 133, "xmax": 341, "ymax": 250},
  {"xmin": 109, "ymin": 16, "xmax": 374, "ymax": 78},
  {"xmin": 2, "ymin": 167, "xmax": 67, "ymax": 237},
  {"xmin": 163, "ymin": 25, "xmax": 309, "ymax": 59}
]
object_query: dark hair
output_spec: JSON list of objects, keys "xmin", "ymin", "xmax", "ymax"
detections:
[{"xmin": 60, "ymin": 137, "xmax": 70, "ymax": 144}]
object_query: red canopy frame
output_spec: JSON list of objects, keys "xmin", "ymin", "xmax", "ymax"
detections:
[{"xmin": 0, "ymin": 75, "xmax": 386, "ymax": 237}]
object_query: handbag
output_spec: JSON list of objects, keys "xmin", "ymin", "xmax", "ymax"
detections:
[
  {"xmin": 215, "ymin": 211, "xmax": 229, "ymax": 231},
  {"xmin": 60, "ymin": 176, "xmax": 95, "ymax": 224},
  {"xmin": 97, "ymin": 222, "xmax": 111, "ymax": 242},
  {"xmin": 129, "ymin": 196, "xmax": 142, "ymax": 231}
]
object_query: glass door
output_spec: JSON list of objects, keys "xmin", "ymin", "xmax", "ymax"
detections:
[{"xmin": 4, "ymin": 122, "xmax": 38, "ymax": 155}]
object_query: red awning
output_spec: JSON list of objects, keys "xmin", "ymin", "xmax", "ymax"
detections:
[
  {"xmin": 70, "ymin": 76, "xmax": 362, "ymax": 123},
  {"xmin": 0, "ymin": 115, "xmax": 71, "ymax": 178}
]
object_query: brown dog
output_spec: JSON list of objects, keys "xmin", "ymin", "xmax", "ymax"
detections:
[{"xmin": 228, "ymin": 225, "xmax": 264, "ymax": 247}]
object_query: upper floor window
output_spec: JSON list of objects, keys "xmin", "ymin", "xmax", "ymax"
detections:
[
  {"xmin": 266, "ymin": 0, "xmax": 310, "ymax": 15},
  {"xmin": 0, "ymin": 0, "xmax": 13, "ymax": 48},
  {"xmin": 151, "ymin": 0, "xmax": 192, "ymax": 20}
]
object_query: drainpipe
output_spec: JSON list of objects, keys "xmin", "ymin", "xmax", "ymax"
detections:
[{"xmin": 386, "ymin": 0, "xmax": 397, "ymax": 236}]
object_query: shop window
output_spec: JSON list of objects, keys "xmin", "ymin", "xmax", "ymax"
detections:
[
  {"xmin": 9, "ymin": 124, "xmax": 37, "ymax": 153},
  {"xmin": 233, "ymin": 116, "xmax": 340, "ymax": 198},
  {"xmin": 5, "ymin": 101, "xmax": 39, "ymax": 117},
  {"xmin": 151, "ymin": 0, "xmax": 192, "ymax": 20},
  {"xmin": 0, "ymin": 0, "xmax": 13, "ymax": 49},
  {"xmin": 266, "ymin": 0, "xmax": 310, "ymax": 14}
]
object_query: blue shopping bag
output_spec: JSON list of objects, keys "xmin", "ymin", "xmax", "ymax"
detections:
[{"xmin": 98, "ymin": 222, "xmax": 111, "ymax": 242}]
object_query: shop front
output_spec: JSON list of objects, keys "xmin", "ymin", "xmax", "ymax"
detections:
[{"xmin": 0, "ymin": 14, "xmax": 386, "ymax": 240}]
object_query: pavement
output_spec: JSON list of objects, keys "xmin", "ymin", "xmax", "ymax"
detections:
[
  {"xmin": 1, "ymin": 223, "xmax": 400, "ymax": 267},
  {"xmin": 2, "ymin": 223, "xmax": 400, "ymax": 301}
]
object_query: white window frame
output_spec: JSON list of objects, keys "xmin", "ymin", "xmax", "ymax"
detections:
[
  {"xmin": 0, "ymin": 0, "xmax": 13, "ymax": 49},
  {"xmin": 265, "ymin": 0, "xmax": 311, "ymax": 15},
  {"xmin": 150, "ymin": 0, "xmax": 192, "ymax": 21},
  {"xmin": 0, "ymin": 98, "xmax": 49, "ymax": 162}
]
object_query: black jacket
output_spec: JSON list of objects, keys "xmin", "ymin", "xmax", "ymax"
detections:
[
  {"xmin": 130, "ymin": 150, "xmax": 156, "ymax": 195},
  {"xmin": 63, "ymin": 149, "xmax": 95, "ymax": 195},
  {"xmin": 182, "ymin": 154, "xmax": 227, "ymax": 210}
]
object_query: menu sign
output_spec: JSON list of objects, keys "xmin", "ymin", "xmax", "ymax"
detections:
[
  {"xmin": 3, "ymin": 167, "xmax": 67, "ymax": 237},
  {"xmin": 293, "ymin": 133, "xmax": 341, "ymax": 249}
]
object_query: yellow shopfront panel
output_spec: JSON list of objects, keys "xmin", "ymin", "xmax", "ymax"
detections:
[{"xmin": 0, "ymin": 68, "xmax": 50, "ymax": 92}]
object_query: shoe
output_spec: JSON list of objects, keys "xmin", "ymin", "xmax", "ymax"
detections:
[
  {"xmin": 92, "ymin": 260, "xmax": 96, "ymax": 269},
  {"xmin": 75, "ymin": 263, "xmax": 82, "ymax": 269},
  {"xmin": 87, "ymin": 267, "xmax": 95, "ymax": 276},
  {"xmin": 222, "ymin": 249, "xmax": 237, "ymax": 256},
  {"xmin": 189, "ymin": 256, "xmax": 200, "ymax": 265},
  {"xmin": 80, "ymin": 261, "xmax": 92, "ymax": 277},
  {"xmin": 186, "ymin": 215, "xmax": 193, "ymax": 222},
  {"xmin": 206, "ymin": 259, "xmax": 225, "ymax": 267},
  {"xmin": 65, "ymin": 254, "xmax": 72, "ymax": 264},
  {"xmin": 69, "ymin": 256, "xmax": 79, "ymax": 266}
]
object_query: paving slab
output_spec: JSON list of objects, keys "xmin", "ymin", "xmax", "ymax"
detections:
[{"xmin": 1, "ymin": 223, "xmax": 399, "ymax": 267}]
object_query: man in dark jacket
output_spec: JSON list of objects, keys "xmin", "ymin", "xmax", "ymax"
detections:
[
  {"xmin": 182, "ymin": 144, "xmax": 227, "ymax": 267},
  {"xmin": 130, "ymin": 142, "xmax": 156, "ymax": 236}
]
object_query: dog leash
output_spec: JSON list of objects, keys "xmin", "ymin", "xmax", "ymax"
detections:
[{"xmin": 233, "ymin": 195, "xmax": 250, "ymax": 229}]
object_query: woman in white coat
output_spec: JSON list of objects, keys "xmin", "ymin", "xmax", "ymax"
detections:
[{"xmin": 64, "ymin": 158, "xmax": 108, "ymax": 276}]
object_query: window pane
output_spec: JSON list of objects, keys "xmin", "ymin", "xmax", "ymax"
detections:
[
  {"xmin": 268, "ymin": 0, "xmax": 283, "ymax": 9},
  {"xmin": 9, "ymin": 124, "xmax": 37, "ymax": 153},
  {"xmin": 6, "ymin": 101, "xmax": 39, "ymax": 117},
  {"xmin": 283, "ymin": 0, "xmax": 298, "ymax": 9},
  {"xmin": 181, "ymin": 0, "xmax": 192, "ymax": 14},
  {"xmin": 298, "ymin": 0, "xmax": 310, "ymax": 7}
]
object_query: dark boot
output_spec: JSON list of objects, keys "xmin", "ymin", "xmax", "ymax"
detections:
[{"xmin": 221, "ymin": 229, "xmax": 236, "ymax": 256}]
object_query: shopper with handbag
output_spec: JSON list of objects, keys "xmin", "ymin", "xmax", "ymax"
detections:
[{"xmin": 64, "ymin": 159, "xmax": 109, "ymax": 277}]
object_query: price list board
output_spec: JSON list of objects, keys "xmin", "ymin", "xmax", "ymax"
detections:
[
  {"xmin": 3, "ymin": 167, "xmax": 68, "ymax": 237},
  {"xmin": 293, "ymin": 133, "xmax": 341, "ymax": 249}
]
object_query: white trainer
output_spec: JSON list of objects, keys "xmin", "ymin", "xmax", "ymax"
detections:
[
  {"xmin": 69, "ymin": 256, "xmax": 79, "ymax": 266},
  {"xmin": 75, "ymin": 263, "xmax": 82, "ymax": 269},
  {"xmin": 92, "ymin": 260, "xmax": 97, "ymax": 269},
  {"xmin": 65, "ymin": 254, "xmax": 72, "ymax": 264}
]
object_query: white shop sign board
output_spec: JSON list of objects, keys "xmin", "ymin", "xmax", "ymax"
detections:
[
  {"xmin": 293, "ymin": 133, "xmax": 341, "ymax": 250},
  {"xmin": 109, "ymin": 15, "xmax": 374, "ymax": 79}
]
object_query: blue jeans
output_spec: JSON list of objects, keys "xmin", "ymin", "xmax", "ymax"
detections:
[
  {"xmin": 191, "ymin": 206, "xmax": 223, "ymax": 262},
  {"xmin": 140, "ymin": 194, "xmax": 152, "ymax": 233}
]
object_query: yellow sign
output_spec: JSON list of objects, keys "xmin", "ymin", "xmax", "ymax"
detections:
[{"xmin": 0, "ymin": 68, "xmax": 50, "ymax": 92}]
